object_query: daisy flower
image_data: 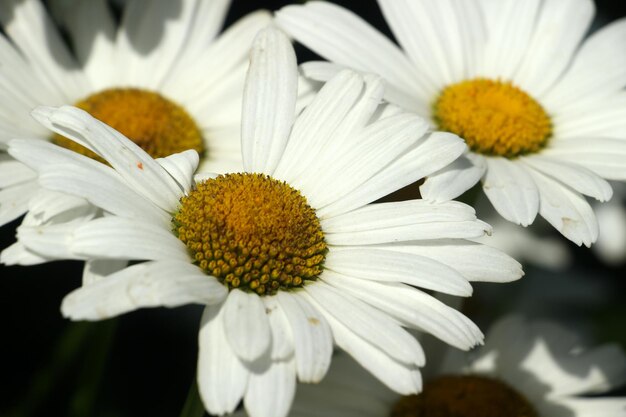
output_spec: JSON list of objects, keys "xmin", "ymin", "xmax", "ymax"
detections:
[
  {"xmin": 276, "ymin": 0, "xmax": 626, "ymax": 246},
  {"xmin": 0, "ymin": 0, "xmax": 272, "ymax": 227},
  {"xmin": 250, "ymin": 316, "xmax": 626, "ymax": 417},
  {"xmin": 5, "ymin": 28, "xmax": 522, "ymax": 417}
]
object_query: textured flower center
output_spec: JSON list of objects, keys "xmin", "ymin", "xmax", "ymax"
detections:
[
  {"xmin": 53, "ymin": 88, "xmax": 204, "ymax": 161},
  {"xmin": 173, "ymin": 173, "xmax": 327, "ymax": 296},
  {"xmin": 433, "ymin": 78, "xmax": 552, "ymax": 158},
  {"xmin": 390, "ymin": 375, "xmax": 538, "ymax": 417}
]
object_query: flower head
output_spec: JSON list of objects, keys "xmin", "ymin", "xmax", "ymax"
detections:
[
  {"xmin": 6, "ymin": 27, "xmax": 522, "ymax": 417},
  {"xmin": 266, "ymin": 316, "xmax": 626, "ymax": 417},
  {"xmin": 0, "ymin": 0, "xmax": 272, "ymax": 230},
  {"xmin": 276, "ymin": 0, "xmax": 626, "ymax": 246}
]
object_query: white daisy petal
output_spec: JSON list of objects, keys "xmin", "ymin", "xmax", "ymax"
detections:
[
  {"xmin": 325, "ymin": 216, "xmax": 490, "ymax": 246},
  {"xmin": 513, "ymin": 0, "xmax": 594, "ymax": 96},
  {"xmin": 420, "ymin": 153, "xmax": 487, "ymax": 202},
  {"xmin": 156, "ymin": 149, "xmax": 200, "ymax": 194},
  {"xmin": 552, "ymin": 92, "xmax": 626, "ymax": 138},
  {"xmin": 0, "ymin": 241, "xmax": 50, "ymax": 266},
  {"xmin": 0, "ymin": 181, "xmax": 40, "ymax": 226},
  {"xmin": 541, "ymin": 138, "xmax": 626, "ymax": 181},
  {"xmin": 378, "ymin": 0, "xmax": 483, "ymax": 88},
  {"xmin": 322, "ymin": 200, "xmax": 477, "ymax": 233},
  {"xmin": 543, "ymin": 18, "xmax": 626, "ymax": 110},
  {"xmin": 521, "ymin": 155, "xmax": 613, "ymax": 202},
  {"xmin": 0, "ymin": 0, "xmax": 88, "ymax": 101},
  {"xmin": 305, "ymin": 281, "xmax": 425, "ymax": 366},
  {"xmin": 374, "ymin": 240, "xmax": 523, "ymax": 283},
  {"xmin": 528, "ymin": 169, "xmax": 598, "ymax": 247},
  {"xmin": 302, "ymin": 290, "xmax": 422, "ymax": 395},
  {"xmin": 482, "ymin": 157, "xmax": 539, "ymax": 226},
  {"xmin": 16, "ymin": 221, "xmax": 88, "ymax": 261},
  {"xmin": 326, "ymin": 275, "xmax": 482, "ymax": 350},
  {"xmin": 262, "ymin": 297, "xmax": 295, "ymax": 360},
  {"xmin": 0, "ymin": 157, "xmax": 37, "ymax": 188},
  {"xmin": 70, "ymin": 217, "xmax": 189, "ymax": 261},
  {"xmin": 241, "ymin": 27, "xmax": 297, "ymax": 175},
  {"xmin": 318, "ymin": 132, "xmax": 466, "ymax": 218},
  {"xmin": 223, "ymin": 289, "xmax": 272, "ymax": 362},
  {"xmin": 479, "ymin": 0, "xmax": 541, "ymax": 80},
  {"xmin": 32, "ymin": 106, "xmax": 183, "ymax": 211},
  {"xmin": 26, "ymin": 188, "xmax": 91, "ymax": 223},
  {"xmin": 273, "ymin": 70, "xmax": 365, "ymax": 183},
  {"xmin": 275, "ymin": 2, "xmax": 423, "ymax": 99},
  {"xmin": 38, "ymin": 163, "xmax": 168, "ymax": 225},
  {"xmin": 172, "ymin": 10, "xmax": 272, "ymax": 117},
  {"xmin": 61, "ymin": 260, "xmax": 227, "ymax": 320},
  {"xmin": 198, "ymin": 304, "xmax": 248, "ymax": 416},
  {"xmin": 244, "ymin": 358, "xmax": 297, "ymax": 417},
  {"xmin": 276, "ymin": 292, "xmax": 333, "ymax": 383},
  {"xmin": 305, "ymin": 112, "xmax": 428, "ymax": 208},
  {"xmin": 325, "ymin": 247, "xmax": 472, "ymax": 296},
  {"xmin": 62, "ymin": 0, "xmax": 116, "ymax": 89},
  {"xmin": 8, "ymin": 138, "xmax": 97, "ymax": 173},
  {"xmin": 301, "ymin": 60, "xmax": 428, "ymax": 115}
]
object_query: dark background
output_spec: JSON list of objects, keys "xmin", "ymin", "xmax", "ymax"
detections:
[{"xmin": 1, "ymin": 1, "xmax": 626, "ymax": 416}]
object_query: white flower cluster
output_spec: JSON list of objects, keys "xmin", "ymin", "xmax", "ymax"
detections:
[{"xmin": 0, "ymin": 1, "xmax": 624, "ymax": 417}]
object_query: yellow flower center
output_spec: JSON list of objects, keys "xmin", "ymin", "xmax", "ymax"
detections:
[
  {"xmin": 433, "ymin": 78, "xmax": 552, "ymax": 158},
  {"xmin": 53, "ymin": 88, "xmax": 204, "ymax": 161},
  {"xmin": 391, "ymin": 375, "xmax": 538, "ymax": 417},
  {"xmin": 173, "ymin": 173, "xmax": 327, "ymax": 296}
]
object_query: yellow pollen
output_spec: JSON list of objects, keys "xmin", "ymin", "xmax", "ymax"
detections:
[
  {"xmin": 390, "ymin": 375, "xmax": 539, "ymax": 417},
  {"xmin": 433, "ymin": 78, "xmax": 552, "ymax": 158},
  {"xmin": 53, "ymin": 88, "xmax": 204, "ymax": 161},
  {"xmin": 173, "ymin": 173, "xmax": 327, "ymax": 296}
]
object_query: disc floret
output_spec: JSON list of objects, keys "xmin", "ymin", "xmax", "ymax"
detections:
[
  {"xmin": 434, "ymin": 78, "xmax": 552, "ymax": 158},
  {"xmin": 174, "ymin": 173, "xmax": 327, "ymax": 296}
]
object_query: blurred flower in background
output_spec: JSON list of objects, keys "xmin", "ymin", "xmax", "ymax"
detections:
[
  {"xmin": 254, "ymin": 316, "xmax": 626, "ymax": 417},
  {"xmin": 276, "ymin": 0, "xmax": 626, "ymax": 246}
]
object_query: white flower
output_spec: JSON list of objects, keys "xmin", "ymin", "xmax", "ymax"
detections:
[
  {"xmin": 0, "ymin": 0, "xmax": 272, "ymax": 227},
  {"xmin": 4, "ymin": 27, "xmax": 522, "ymax": 417},
  {"xmin": 262, "ymin": 316, "xmax": 626, "ymax": 417},
  {"xmin": 276, "ymin": 0, "xmax": 626, "ymax": 247}
]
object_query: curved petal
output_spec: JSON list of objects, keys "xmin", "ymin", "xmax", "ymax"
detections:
[
  {"xmin": 244, "ymin": 358, "xmax": 296, "ymax": 417},
  {"xmin": 198, "ymin": 304, "xmax": 248, "ymax": 415},
  {"xmin": 275, "ymin": 2, "xmax": 424, "ymax": 100},
  {"xmin": 482, "ymin": 157, "xmax": 539, "ymax": 226},
  {"xmin": 325, "ymin": 247, "xmax": 472, "ymax": 296},
  {"xmin": 276, "ymin": 292, "xmax": 333, "ymax": 383},
  {"xmin": 420, "ymin": 153, "xmax": 486, "ymax": 202},
  {"xmin": 543, "ymin": 18, "xmax": 626, "ymax": 111},
  {"xmin": 241, "ymin": 27, "xmax": 297, "ymax": 175},
  {"xmin": 223, "ymin": 289, "xmax": 272, "ymax": 362},
  {"xmin": 61, "ymin": 260, "xmax": 227, "ymax": 320},
  {"xmin": 300, "ymin": 291, "xmax": 422, "ymax": 395},
  {"xmin": 528, "ymin": 168, "xmax": 598, "ymax": 247},
  {"xmin": 521, "ymin": 155, "xmax": 612, "ymax": 202}
]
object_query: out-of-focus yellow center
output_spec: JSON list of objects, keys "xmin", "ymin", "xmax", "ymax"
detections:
[
  {"xmin": 390, "ymin": 375, "xmax": 538, "ymax": 417},
  {"xmin": 173, "ymin": 173, "xmax": 327, "ymax": 296},
  {"xmin": 433, "ymin": 78, "xmax": 552, "ymax": 158},
  {"xmin": 53, "ymin": 88, "xmax": 204, "ymax": 161}
]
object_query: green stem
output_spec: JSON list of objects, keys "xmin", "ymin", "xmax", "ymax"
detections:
[
  {"xmin": 179, "ymin": 379, "xmax": 206, "ymax": 417},
  {"xmin": 68, "ymin": 318, "xmax": 118, "ymax": 417}
]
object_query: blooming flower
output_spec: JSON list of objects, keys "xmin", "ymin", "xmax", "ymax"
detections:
[
  {"xmin": 4, "ymin": 28, "xmax": 522, "ymax": 417},
  {"xmin": 250, "ymin": 316, "xmax": 626, "ymax": 417},
  {"xmin": 0, "ymin": 0, "xmax": 272, "ymax": 227},
  {"xmin": 276, "ymin": 0, "xmax": 626, "ymax": 246}
]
